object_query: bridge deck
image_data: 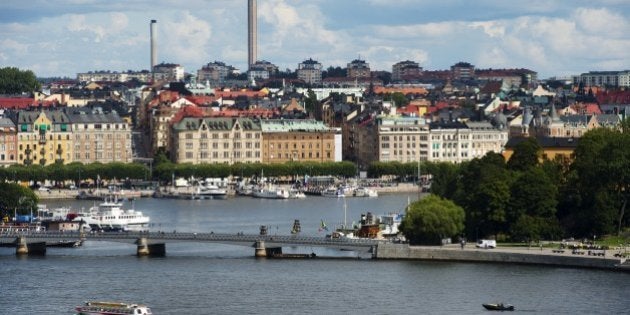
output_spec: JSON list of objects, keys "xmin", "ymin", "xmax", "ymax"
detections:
[{"xmin": 0, "ymin": 231, "xmax": 382, "ymax": 250}]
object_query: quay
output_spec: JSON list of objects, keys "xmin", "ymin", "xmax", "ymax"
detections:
[
  {"xmin": 376, "ymin": 243, "xmax": 630, "ymax": 271},
  {"xmin": 34, "ymin": 183, "xmax": 422, "ymax": 200}
]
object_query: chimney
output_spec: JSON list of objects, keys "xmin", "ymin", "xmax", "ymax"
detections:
[
  {"xmin": 150, "ymin": 20, "xmax": 157, "ymax": 72},
  {"xmin": 248, "ymin": 0, "xmax": 257, "ymax": 69}
]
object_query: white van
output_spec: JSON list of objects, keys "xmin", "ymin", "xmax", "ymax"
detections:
[{"xmin": 476, "ymin": 239, "xmax": 497, "ymax": 248}]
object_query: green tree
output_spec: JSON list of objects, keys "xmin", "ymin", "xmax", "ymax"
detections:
[
  {"xmin": 507, "ymin": 167, "xmax": 561, "ymax": 241},
  {"xmin": 507, "ymin": 137, "xmax": 542, "ymax": 171},
  {"xmin": 454, "ymin": 153, "xmax": 512, "ymax": 239},
  {"xmin": 0, "ymin": 67, "xmax": 41, "ymax": 94},
  {"xmin": 0, "ymin": 182, "xmax": 38, "ymax": 216},
  {"xmin": 399, "ymin": 194, "xmax": 465, "ymax": 245},
  {"xmin": 568, "ymin": 126, "xmax": 630, "ymax": 236},
  {"xmin": 383, "ymin": 92, "xmax": 409, "ymax": 107},
  {"xmin": 304, "ymin": 89, "xmax": 318, "ymax": 113}
]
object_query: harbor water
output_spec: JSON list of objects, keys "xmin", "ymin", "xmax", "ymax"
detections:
[{"xmin": 1, "ymin": 194, "xmax": 628, "ymax": 314}]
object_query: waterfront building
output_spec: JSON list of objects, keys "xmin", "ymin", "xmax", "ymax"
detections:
[
  {"xmin": 392, "ymin": 60, "xmax": 423, "ymax": 81},
  {"xmin": 0, "ymin": 117, "xmax": 17, "ymax": 166},
  {"xmin": 77, "ymin": 64, "xmax": 183, "ymax": 83},
  {"xmin": 261, "ymin": 119, "xmax": 335, "ymax": 163},
  {"xmin": 171, "ymin": 117, "xmax": 262, "ymax": 164},
  {"xmin": 15, "ymin": 110, "xmax": 73, "ymax": 165},
  {"xmin": 297, "ymin": 58, "xmax": 323, "ymax": 85},
  {"xmin": 376, "ymin": 115, "xmax": 429, "ymax": 164},
  {"xmin": 67, "ymin": 107, "xmax": 132, "ymax": 164},
  {"xmin": 428, "ymin": 120, "xmax": 507, "ymax": 163},
  {"xmin": 347, "ymin": 59, "xmax": 371, "ymax": 78}
]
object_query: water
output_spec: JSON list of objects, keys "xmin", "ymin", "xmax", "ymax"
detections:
[{"xmin": 1, "ymin": 194, "xmax": 628, "ymax": 314}]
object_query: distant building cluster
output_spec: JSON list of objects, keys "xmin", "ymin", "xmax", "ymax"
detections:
[{"xmin": 2, "ymin": 52, "xmax": 628, "ymax": 171}]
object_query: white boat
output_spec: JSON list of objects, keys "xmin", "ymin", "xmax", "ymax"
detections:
[
  {"xmin": 196, "ymin": 184, "xmax": 227, "ymax": 199},
  {"xmin": 321, "ymin": 187, "xmax": 345, "ymax": 198},
  {"xmin": 73, "ymin": 198, "xmax": 150, "ymax": 231},
  {"xmin": 353, "ymin": 186, "xmax": 378, "ymax": 197},
  {"xmin": 378, "ymin": 213, "xmax": 404, "ymax": 238},
  {"xmin": 75, "ymin": 301, "xmax": 152, "ymax": 315},
  {"xmin": 252, "ymin": 186, "xmax": 290, "ymax": 199}
]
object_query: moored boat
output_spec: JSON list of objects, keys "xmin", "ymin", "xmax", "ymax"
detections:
[
  {"xmin": 353, "ymin": 186, "xmax": 378, "ymax": 197},
  {"xmin": 72, "ymin": 198, "xmax": 150, "ymax": 231},
  {"xmin": 482, "ymin": 303, "xmax": 514, "ymax": 311},
  {"xmin": 75, "ymin": 301, "xmax": 152, "ymax": 315},
  {"xmin": 252, "ymin": 185, "xmax": 290, "ymax": 199},
  {"xmin": 321, "ymin": 186, "xmax": 345, "ymax": 198}
]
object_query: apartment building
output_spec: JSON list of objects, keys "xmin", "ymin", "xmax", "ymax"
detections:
[
  {"xmin": 197, "ymin": 61, "xmax": 235, "ymax": 83},
  {"xmin": 347, "ymin": 59, "xmax": 371, "ymax": 78},
  {"xmin": 376, "ymin": 115, "xmax": 429, "ymax": 163},
  {"xmin": 392, "ymin": 60, "xmax": 422, "ymax": 81},
  {"xmin": 450, "ymin": 62, "xmax": 475, "ymax": 80},
  {"xmin": 0, "ymin": 117, "xmax": 17, "ymax": 166},
  {"xmin": 15, "ymin": 110, "xmax": 73, "ymax": 165},
  {"xmin": 297, "ymin": 58, "xmax": 323, "ymax": 85},
  {"xmin": 428, "ymin": 121, "xmax": 507, "ymax": 163},
  {"xmin": 576, "ymin": 70, "xmax": 630, "ymax": 87},
  {"xmin": 67, "ymin": 107, "xmax": 132, "ymax": 164},
  {"xmin": 261, "ymin": 119, "xmax": 335, "ymax": 163},
  {"xmin": 171, "ymin": 117, "xmax": 262, "ymax": 164}
]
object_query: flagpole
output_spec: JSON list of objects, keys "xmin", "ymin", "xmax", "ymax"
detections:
[{"xmin": 343, "ymin": 198, "xmax": 347, "ymax": 230}]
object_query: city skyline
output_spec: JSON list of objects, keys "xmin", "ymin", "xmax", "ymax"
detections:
[{"xmin": 0, "ymin": 0, "xmax": 628, "ymax": 79}]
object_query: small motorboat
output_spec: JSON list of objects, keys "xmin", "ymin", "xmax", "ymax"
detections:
[{"xmin": 482, "ymin": 303, "xmax": 515, "ymax": 311}]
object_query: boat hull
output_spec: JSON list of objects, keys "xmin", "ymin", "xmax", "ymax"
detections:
[{"xmin": 482, "ymin": 303, "xmax": 514, "ymax": 311}]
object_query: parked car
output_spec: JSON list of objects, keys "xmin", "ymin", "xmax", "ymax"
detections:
[{"xmin": 476, "ymin": 239, "xmax": 497, "ymax": 249}]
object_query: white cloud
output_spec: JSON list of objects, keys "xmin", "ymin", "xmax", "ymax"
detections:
[
  {"xmin": 162, "ymin": 11, "xmax": 212, "ymax": 65},
  {"xmin": 469, "ymin": 21, "xmax": 505, "ymax": 38},
  {"xmin": 1, "ymin": 39, "xmax": 28, "ymax": 54},
  {"xmin": 573, "ymin": 7, "xmax": 628, "ymax": 38}
]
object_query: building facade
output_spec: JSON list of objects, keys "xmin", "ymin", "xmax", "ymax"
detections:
[
  {"xmin": 297, "ymin": 58, "xmax": 323, "ymax": 85},
  {"xmin": 392, "ymin": 60, "xmax": 422, "ymax": 81},
  {"xmin": 576, "ymin": 70, "xmax": 630, "ymax": 87},
  {"xmin": 450, "ymin": 62, "xmax": 475, "ymax": 80},
  {"xmin": 261, "ymin": 119, "xmax": 335, "ymax": 163},
  {"xmin": 197, "ymin": 61, "xmax": 234, "ymax": 83},
  {"xmin": 0, "ymin": 117, "xmax": 17, "ymax": 166},
  {"xmin": 347, "ymin": 59, "xmax": 371, "ymax": 78},
  {"xmin": 16, "ymin": 111, "xmax": 73, "ymax": 166},
  {"xmin": 428, "ymin": 121, "xmax": 507, "ymax": 163},
  {"xmin": 67, "ymin": 107, "xmax": 132, "ymax": 164},
  {"xmin": 376, "ymin": 116, "xmax": 429, "ymax": 164},
  {"xmin": 171, "ymin": 117, "xmax": 262, "ymax": 164}
]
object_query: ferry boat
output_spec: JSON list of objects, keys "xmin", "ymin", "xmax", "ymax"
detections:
[
  {"xmin": 72, "ymin": 198, "xmax": 150, "ymax": 231},
  {"xmin": 75, "ymin": 301, "xmax": 152, "ymax": 315}
]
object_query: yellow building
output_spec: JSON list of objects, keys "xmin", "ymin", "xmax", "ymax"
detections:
[
  {"xmin": 503, "ymin": 136, "xmax": 578, "ymax": 162},
  {"xmin": 16, "ymin": 111, "xmax": 73, "ymax": 165}
]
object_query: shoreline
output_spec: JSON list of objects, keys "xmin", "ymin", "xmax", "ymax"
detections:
[
  {"xmin": 35, "ymin": 183, "xmax": 423, "ymax": 200},
  {"xmin": 375, "ymin": 243, "xmax": 630, "ymax": 272}
]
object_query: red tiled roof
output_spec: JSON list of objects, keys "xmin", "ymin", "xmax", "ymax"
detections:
[
  {"xmin": 170, "ymin": 105, "xmax": 206, "ymax": 125},
  {"xmin": 0, "ymin": 97, "xmax": 57, "ymax": 109},
  {"xmin": 374, "ymin": 86, "xmax": 428, "ymax": 96}
]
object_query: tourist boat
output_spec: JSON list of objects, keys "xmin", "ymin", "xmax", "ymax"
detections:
[
  {"xmin": 252, "ymin": 185, "xmax": 290, "ymax": 199},
  {"xmin": 482, "ymin": 303, "xmax": 515, "ymax": 311},
  {"xmin": 75, "ymin": 301, "xmax": 152, "ymax": 315},
  {"xmin": 353, "ymin": 186, "xmax": 378, "ymax": 197},
  {"xmin": 72, "ymin": 198, "xmax": 150, "ymax": 231},
  {"xmin": 321, "ymin": 186, "xmax": 345, "ymax": 198}
]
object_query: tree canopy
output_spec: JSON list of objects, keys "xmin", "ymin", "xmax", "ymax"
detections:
[
  {"xmin": 399, "ymin": 194, "xmax": 465, "ymax": 245},
  {"xmin": 0, "ymin": 67, "xmax": 41, "ymax": 94},
  {"xmin": 0, "ymin": 182, "xmax": 38, "ymax": 217}
]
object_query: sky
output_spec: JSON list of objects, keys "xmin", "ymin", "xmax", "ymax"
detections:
[{"xmin": 0, "ymin": 0, "xmax": 628, "ymax": 79}]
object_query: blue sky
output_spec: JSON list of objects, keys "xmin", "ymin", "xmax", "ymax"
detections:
[{"xmin": 0, "ymin": 0, "xmax": 628, "ymax": 79}]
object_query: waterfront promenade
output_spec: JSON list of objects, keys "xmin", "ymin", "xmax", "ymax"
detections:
[{"xmin": 377, "ymin": 243, "xmax": 630, "ymax": 271}]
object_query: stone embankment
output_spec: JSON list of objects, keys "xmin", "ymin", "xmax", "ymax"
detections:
[{"xmin": 376, "ymin": 243, "xmax": 629, "ymax": 271}]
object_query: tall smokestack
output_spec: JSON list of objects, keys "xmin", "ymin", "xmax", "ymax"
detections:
[
  {"xmin": 150, "ymin": 20, "xmax": 157, "ymax": 71},
  {"xmin": 248, "ymin": 0, "xmax": 257, "ymax": 69}
]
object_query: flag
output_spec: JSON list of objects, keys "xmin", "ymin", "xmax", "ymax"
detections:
[{"xmin": 318, "ymin": 219, "xmax": 328, "ymax": 232}]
